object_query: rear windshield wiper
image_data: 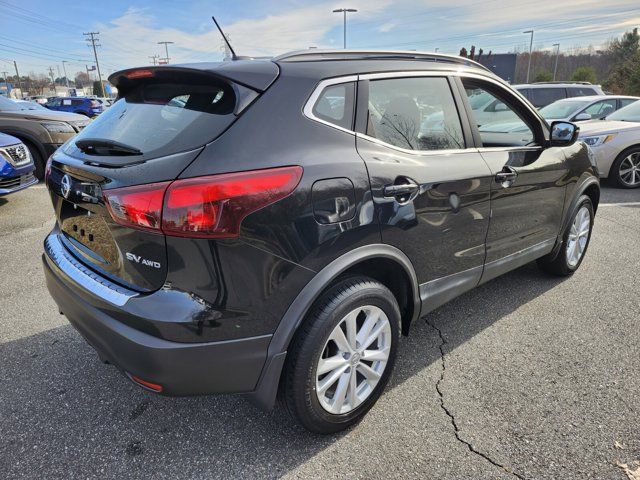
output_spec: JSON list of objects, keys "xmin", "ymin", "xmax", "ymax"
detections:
[{"xmin": 75, "ymin": 138, "xmax": 143, "ymax": 156}]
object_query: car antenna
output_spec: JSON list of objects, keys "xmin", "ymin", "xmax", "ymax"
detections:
[{"xmin": 212, "ymin": 16, "xmax": 238, "ymax": 61}]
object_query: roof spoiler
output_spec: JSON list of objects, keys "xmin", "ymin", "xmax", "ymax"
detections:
[{"xmin": 108, "ymin": 62, "xmax": 279, "ymax": 94}]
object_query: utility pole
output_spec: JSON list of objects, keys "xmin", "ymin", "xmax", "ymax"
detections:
[
  {"xmin": 523, "ymin": 29, "xmax": 534, "ymax": 83},
  {"xmin": 552, "ymin": 43, "xmax": 560, "ymax": 81},
  {"xmin": 48, "ymin": 66, "xmax": 56, "ymax": 93},
  {"xmin": 84, "ymin": 32, "xmax": 105, "ymax": 97},
  {"xmin": 158, "ymin": 41, "xmax": 174, "ymax": 64},
  {"xmin": 1, "ymin": 71, "xmax": 8, "ymax": 85},
  {"xmin": 13, "ymin": 61, "xmax": 23, "ymax": 97},
  {"xmin": 332, "ymin": 8, "xmax": 357, "ymax": 49},
  {"xmin": 62, "ymin": 60, "xmax": 70, "ymax": 88},
  {"xmin": 149, "ymin": 54, "xmax": 160, "ymax": 66}
]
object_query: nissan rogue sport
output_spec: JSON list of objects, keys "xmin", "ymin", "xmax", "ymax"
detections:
[{"xmin": 43, "ymin": 50, "xmax": 600, "ymax": 434}]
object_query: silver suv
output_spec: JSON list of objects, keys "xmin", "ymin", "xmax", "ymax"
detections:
[{"xmin": 514, "ymin": 82, "xmax": 605, "ymax": 108}]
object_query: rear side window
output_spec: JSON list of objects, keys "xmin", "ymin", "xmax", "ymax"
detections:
[
  {"xmin": 530, "ymin": 88, "xmax": 566, "ymax": 107},
  {"xmin": 620, "ymin": 98, "xmax": 638, "ymax": 108},
  {"xmin": 366, "ymin": 77, "xmax": 464, "ymax": 151},
  {"xmin": 567, "ymin": 87, "xmax": 597, "ymax": 97},
  {"xmin": 68, "ymin": 78, "xmax": 241, "ymax": 161},
  {"xmin": 312, "ymin": 83, "xmax": 355, "ymax": 130}
]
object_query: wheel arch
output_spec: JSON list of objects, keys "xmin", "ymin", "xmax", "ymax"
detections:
[
  {"xmin": 549, "ymin": 176, "xmax": 600, "ymax": 260},
  {"xmin": 248, "ymin": 244, "xmax": 421, "ymax": 411},
  {"xmin": 0, "ymin": 129, "xmax": 46, "ymax": 160}
]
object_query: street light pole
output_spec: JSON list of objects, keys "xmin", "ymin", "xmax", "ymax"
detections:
[
  {"xmin": 523, "ymin": 29, "xmax": 534, "ymax": 83},
  {"xmin": 332, "ymin": 8, "xmax": 357, "ymax": 49},
  {"xmin": 158, "ymin": 41, "xmax": 174, "ymax": 64},
  {"xmin": 552, "ymin": 43, "xmax": 560, "ymax": 81}
]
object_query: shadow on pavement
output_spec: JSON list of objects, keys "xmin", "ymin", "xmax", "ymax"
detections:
[{"xmin": 0, "ymin": 263, "xmax": 563, "ymax": 478}]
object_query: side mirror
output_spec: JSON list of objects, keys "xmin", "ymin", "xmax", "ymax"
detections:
[
  {"xmin": 493, "ymin": 102, "xmax": 508, "ymax": 112},
  {"xmin": 549, "ymin": 121, "xmax": 579, "ymax": 147},
  {"xmin": 574, "ymin": 112, "xmax": 592, "ymax": 121}
]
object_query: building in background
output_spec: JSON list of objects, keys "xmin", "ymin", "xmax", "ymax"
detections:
[{"xmin": 478, "ymin": 53, "xmax": 517, "ymax": 83}]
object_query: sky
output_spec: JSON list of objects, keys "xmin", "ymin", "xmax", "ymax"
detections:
[{"xmin": 1, "ymin": 0, "xmax": 639, "ymax": 80}]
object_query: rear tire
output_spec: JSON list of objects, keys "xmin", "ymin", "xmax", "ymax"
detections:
[
  {"xmin": 610, "ymin": 146, "xmax": 640, "ymax": 189},
  {"xmin": 537, "ymin": 195, "xmax": 594, "ymax": 276},
  {"xmin": 282, "ymin": 276, "xmax": 400, "ymax": 434}
]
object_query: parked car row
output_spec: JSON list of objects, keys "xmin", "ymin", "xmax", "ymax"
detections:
[
  {"xmin": 0, "ymin": 96, "xmax": 89, "ymax": 180},
  {"xmin": 467, "ymin": 81, "xmax": 640, "ymax": 188},
  {"xmin": 45, "ymin": 97, "xmax": 105, "ymax": 117}
]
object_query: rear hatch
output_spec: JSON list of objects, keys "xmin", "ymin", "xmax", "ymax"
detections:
[{"xmin": 46, "ymin": 63, "xmax": 278, "ymax": 292}]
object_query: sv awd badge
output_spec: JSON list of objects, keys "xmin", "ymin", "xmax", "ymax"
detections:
[{"xmin": 125, "ymin": 252, "xmax": 161, "ymax": 269}]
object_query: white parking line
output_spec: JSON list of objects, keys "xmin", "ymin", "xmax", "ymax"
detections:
[{"xmin": 599, "ymin": 202, "xmax": 640, "ymax": 207}]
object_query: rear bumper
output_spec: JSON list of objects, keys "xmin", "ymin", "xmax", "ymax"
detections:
[{"xmin": 42, "ymin": 236, "xmax": 271, "ymax": 396}]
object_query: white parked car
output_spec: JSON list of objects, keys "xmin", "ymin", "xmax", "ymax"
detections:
[
  {"xmin": 539, "ymin": 95, "xmax": 638, "ymax": 123},
  {"xmin": 579, "ymin": 101, "xmax": 640, "ymax": 188}
]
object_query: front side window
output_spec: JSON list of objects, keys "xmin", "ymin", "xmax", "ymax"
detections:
[
  {"xmin": 583, "ymin": 99, "xmax": 616, "ymax": 118},
  {"xmin": 366, "ymin": 77, "xmax": 464, "ymax": 151},
  {"xmin": 463, "ymin": 81, "xmax": 537, "ymax": 148},
  {"xmin": 312, "ymin": 83, "xmax": 355, "ymax": 130}
]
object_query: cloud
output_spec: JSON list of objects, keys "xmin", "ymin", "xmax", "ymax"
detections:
[
  {"xmin": 96, "ymin": 0, "xmax": 392, "ymax": 70},
  {"xmin": 378, "ymin": 22, "xmax": 397, "ymax": 33}
]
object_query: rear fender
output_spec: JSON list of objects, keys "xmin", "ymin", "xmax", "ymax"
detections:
[{"xmin": 247, "ymin": 243, "xmax": 420, "ymax": 411}]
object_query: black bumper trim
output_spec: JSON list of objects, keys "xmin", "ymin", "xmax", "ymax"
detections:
[{"xmin": 43, "ymin": 253, "xmax": 271, "ymax": 395}]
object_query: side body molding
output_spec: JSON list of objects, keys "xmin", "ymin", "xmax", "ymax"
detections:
[{"xmin": 248, "ymin": 244, "xmax": 421, "ymax": 410}]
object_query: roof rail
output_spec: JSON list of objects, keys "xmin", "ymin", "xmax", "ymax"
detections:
[
  {"xmin": 273, "ymin": 49, "xmax": 491, "ymax": 72},
  {"xmin": 530, "ymin": 81, "xmax": 593, "ymax": 85}
]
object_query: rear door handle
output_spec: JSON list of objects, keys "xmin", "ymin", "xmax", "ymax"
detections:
[{"xmin": 495, "ymin": 166, "xmax": 518, "ymax": 187}]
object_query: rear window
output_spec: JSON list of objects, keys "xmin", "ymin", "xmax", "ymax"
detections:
[
  {"xmin": 530, "ymin": 88, "xmax": 566, "ymax": 107},
  {"xmin": 67, "ymin": 79, "xmax": 241, "ymax": 161}
]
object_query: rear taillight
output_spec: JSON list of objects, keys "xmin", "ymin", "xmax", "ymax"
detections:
[
  {"xmin": 103, "ymin": 166, "xmax": 302, "ymax": 238},
  {"xmin": 104, "ymin": 182, "xmax": 167, "ymax": 232}
]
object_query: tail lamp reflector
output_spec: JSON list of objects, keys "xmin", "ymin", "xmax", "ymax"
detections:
[
  {"xmin": 130, "ymin": 375, "xmax": 163, "ymax": 392},
  {"xmin": 103, "ymin": 166, "xmax": 302, "ymax": 238}
]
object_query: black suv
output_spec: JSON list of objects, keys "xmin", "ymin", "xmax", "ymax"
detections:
[{"xmin": 43, "ymin": 51, "xmax": 600, "ymax": 433}]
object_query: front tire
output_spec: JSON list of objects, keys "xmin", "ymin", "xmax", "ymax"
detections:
[
  {"xmin": 282, "ymin": 276, "xmax": 400, "ymax": 434},
  {"xmin": 610, "ymin": 147, "xmax": 640, "ymax": 188},
  {"xmin": 537, "ymin": 195, "xmax": 594, "ymax": 276},
  {"xmin": 23, "ymin": 140, "xmax": 45, "ymax": 180}
]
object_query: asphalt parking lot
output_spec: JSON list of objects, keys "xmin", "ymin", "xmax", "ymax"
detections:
[{"xmin": 1, "ymin": 184, "xmax": 639, "ymax": 479}]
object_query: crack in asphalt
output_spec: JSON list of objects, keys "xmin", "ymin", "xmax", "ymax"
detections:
[{"xmin": 425, "ymin": 317, "xmax": 526, "ymax": 480}]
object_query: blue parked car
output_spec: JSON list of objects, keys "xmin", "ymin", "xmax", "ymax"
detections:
[
  {"xmin": 45, "ymin": 97, "xmax": 104, "ymax": 117},
  {"xmin": 0, "ymin": 132, "xmax": 37, "ymax": 195}
]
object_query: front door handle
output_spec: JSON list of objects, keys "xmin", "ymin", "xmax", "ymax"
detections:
[
  {"xmin": 495, "ymin": 166, "xmax": 518, "ymax": 187},
  {"xmin": 383, "ymin": 181, "xmax": 419, "ymax": 202}
]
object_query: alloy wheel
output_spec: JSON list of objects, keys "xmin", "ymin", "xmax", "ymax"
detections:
[
  {"xmin": 618, "ymin": 152, "xmax": 640, "ymax": 187},
  {"xmin": 315, "ymin": 305, "xmax": 391, "ymax": 415},
  {"xmin": 566, "ymin": 205, "xmax": 591, "ymax": 267}
]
